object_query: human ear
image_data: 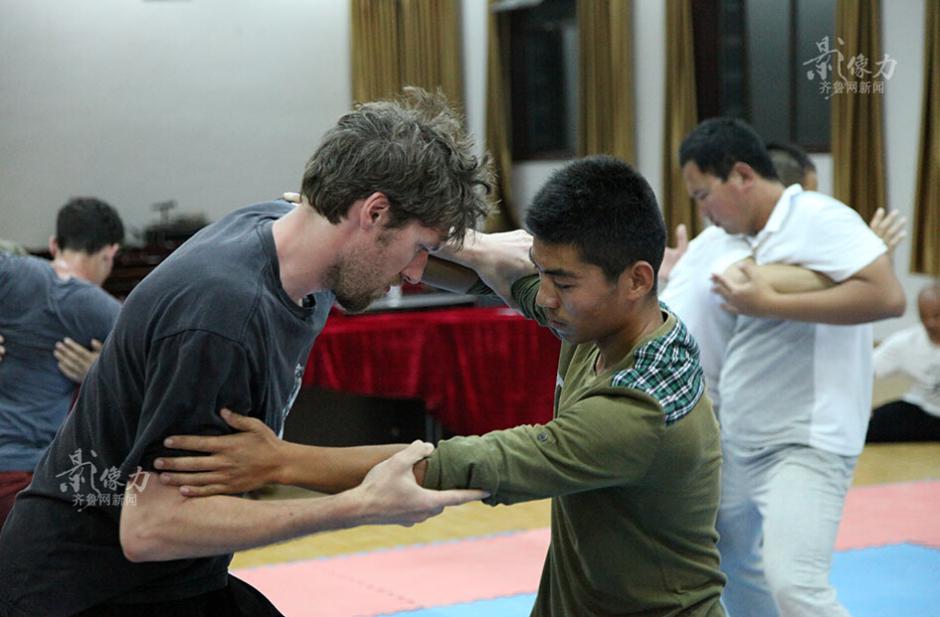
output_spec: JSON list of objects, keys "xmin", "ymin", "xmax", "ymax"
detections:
[
  {"xmin": 620, "ymin": 261, "xmax": 655, "ymax": 299},
  {"xmin": 360, "ymin": 192, "xmax": 391, "ymax": 228},
  {"xmin": 732, "ymin": 161, "xmax": 759, "ymax": 187}
]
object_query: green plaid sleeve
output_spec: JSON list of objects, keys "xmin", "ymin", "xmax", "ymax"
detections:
[{"xmin": 610, "ymin": 306, "xmax": 705, "ymax": 425}]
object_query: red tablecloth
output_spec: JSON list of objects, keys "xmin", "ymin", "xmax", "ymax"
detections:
[{"xmin": 302, "ymin": 306, "xmax": 561, "ymax": 435}]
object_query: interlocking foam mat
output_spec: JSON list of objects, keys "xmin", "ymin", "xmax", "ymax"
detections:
[{"xmin": 235, "ymin": 481, "xmax": 940, "ymax": 616}]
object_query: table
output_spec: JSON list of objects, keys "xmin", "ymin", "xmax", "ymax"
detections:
[{"xmin": 302, "ymin": 306, "xmax": 561, "ymax": 436}]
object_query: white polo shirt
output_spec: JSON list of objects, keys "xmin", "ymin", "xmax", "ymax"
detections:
[
  {"xmin": 874, "ymin": 325, "xmax": 940, "ymax": 417},
  {"xmin": 718, "ymin": 185, "xmax": 887, "ymax": 456},
  {"xmin": 661, "ymin": 226, "xmax": 751, "ymax": 412}
]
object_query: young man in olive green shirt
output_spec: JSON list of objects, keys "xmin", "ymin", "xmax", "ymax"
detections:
[{"xmin": 156, "ymin": 157, "xmax": 726, "ymax": 616}]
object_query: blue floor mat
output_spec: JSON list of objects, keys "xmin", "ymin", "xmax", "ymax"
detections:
[
  {"xmin": 378, "ymin": 593, "xmax": 536, "ymax": 617},
  {"xmin": 832, "ymin": 543, "xmax": 940, "ymax": 617},
  {"xmin": 381, "ymin": 543, "xmax": 940, "ymax": 617}
]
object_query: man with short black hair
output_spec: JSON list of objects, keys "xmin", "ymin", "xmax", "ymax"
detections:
[
  {"xmin": 0, "ymin": 197, "xmax": 124, "ymax": 528},
  {"xmin": 679, "ymin": 117, "xmax": 905, "ymax": 617}
]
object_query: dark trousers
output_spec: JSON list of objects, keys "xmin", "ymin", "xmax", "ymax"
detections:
[
  {"xmin": 74, "ymin": 576, "xmax": 284, "ymax": 617},
  {"xmin": 866, "ymin": 400, "xmax": 940, "ymax": 442}
]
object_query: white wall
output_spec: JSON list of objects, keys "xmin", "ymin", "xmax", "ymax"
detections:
[
  {"xmin": 877, "ymin": 0, "xmax": 932, "ymax": 338},
  {"xmin": 633, "ymin": 0, "xmax": 666, "ymax": 207},
  {"xmin": 461, "ymin": 0, "xmax": 487, "ymax": 159},
  {"xmin": 0, "ymin": 0, "xmax": 350, "ymax": 248}
]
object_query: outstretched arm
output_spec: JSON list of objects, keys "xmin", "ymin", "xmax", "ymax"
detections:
[
  {"xmin": 120, "ymin": 441, "xmax": 485, "ymax": 562},
  {"xmin": 155, "ymin": 409, "xmax": 411, "ymax": 496}
]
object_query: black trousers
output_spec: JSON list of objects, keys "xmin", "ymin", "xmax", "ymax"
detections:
[
  {"xmin": 866, "ymin": 400, "xmax": 940, "ymax": 443},
  {"xmin": 74, "ymin": 576, "xmax": 284, "ymax": 617}
]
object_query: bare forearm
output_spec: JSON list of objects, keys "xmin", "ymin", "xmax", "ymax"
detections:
[
  {"xmin": 280, "ymin": 443, "xmax": 407, "ymax": 493},
  {"xmin": 422, "ymin": 257, "xmax": 484, "ymax": 294},
  {"xmin": 763, "ymin": 255, "xmax": 904, "ymax": 324},
  {"xmin": 718, "ymin": 255, "xmax": 905, "ymax": 324},
  {"xmin": 123, "ymin": 441, "xmax": 479, "ymax": 562},
  {"xmin": 762, "ymin": 277, "xmax": 903, "ymax": 324},
  {"xmin": 121, "ymin": 482, "xmax": 365, "ymax": 562},
  {"xmin": 434, "ymin": 230, "xmax": 535, "ymax": 305},
  {"xmin": 758, "ymin": 264, "xmax": 834, "ymax": 294}
]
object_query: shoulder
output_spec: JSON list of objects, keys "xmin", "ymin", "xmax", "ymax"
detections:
[
  {"xmin": 768, "ymin": 191, "xmax": 884, "ymax": 279},
  {"xmin": 124, "ymin": 204, "xmax": 285, "ymax": 332},
  {"xmin": 610, "ymin": 312, "xmax": 704, "ymax": 426},
  {"xmin": 788, "ymin": 191, "xmax": 869, "ymax": 229},
  {"xmin": 691, "ymin": 224, "xmax": 733, "ymax": 245},
  {"xmin": 69, "ymin": 281, "xmax": 121, "ymax": 310},
  {"xmin": 0, "ymin": 253, "xmax": 50, "ymax": 279},
  {"xmin": 60, "ymin": 283, "xmax": 122, "ymax": 335},
  {"xmin": 225, "ymin": 200, "xmax": 294, "ymax": 222},
  {"xmin": 675, "ymin": 226, "xmax": 750, "ymax": 276}
]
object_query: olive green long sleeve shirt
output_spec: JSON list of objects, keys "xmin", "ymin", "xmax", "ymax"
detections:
[{"xmin": 423, "ymin": 275, "xmax": 725, "ymax": 616}]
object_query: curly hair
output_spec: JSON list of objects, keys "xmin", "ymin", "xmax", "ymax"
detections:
[{"xmin": 301, "ymin": 88, "xmax": 493, "ymax": 245}]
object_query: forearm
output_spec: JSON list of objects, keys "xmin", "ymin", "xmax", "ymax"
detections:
[
  {"xmin": 434, "ymin": 230, "xmax": 535, "ymax": 305},
  {"xmin": 424, "ymin": 434, "xmax": 553, "ymax": 505},
  {"xmin": 422, "ymin": 257, "xmax": 485, "ymax": 294},
  {"xmin": 279, "ymin": 442, "xmax": 408, "ymax": 493},
  {"xmin": 425, "ymin": 411, "xmax": 659, "ymax": 505},
  {"xmin": 761, "ymin": 255, "xmax": 904, "ymax": 324},
  {"xmin": 120, "ymin": 479, "xmax": 367, "ymax": 562},
  {"xmin": 123, "ymin": 441, "xmax": 476, "ymax": 562},
  {"xmin": 757, "ymin": 264, "xmax": 834, "ymax": 294},
  {"xmin": 719, "ymin": 255, "xmax": 905, "ymax": 324},
  {"xmin": 762, "ymin": 277, "xmax": 903, "ymax": 324}
]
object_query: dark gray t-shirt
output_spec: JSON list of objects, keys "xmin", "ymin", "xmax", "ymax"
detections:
[
  {"xmin": 0, "ymin": 255, "xmax": 121, "ymax": 472},
  {"xmin": 0, "ymin": 201, "xmax": 333, "ymax": 616}
]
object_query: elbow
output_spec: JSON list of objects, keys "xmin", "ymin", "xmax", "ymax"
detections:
[
  {"xmin": 885, "ymin": 287, "xmax": 907, "ymax": 319},
  {"xmin": 120, "ymin": 519, "xmax": 161, "ymax": 563},
  {"xmin": 890, "ymin": 296, "xmax": 906, "ymax": 318},
  {"xmin": 119, "ymin": 507, "xmax": 174, "ymax": 563},
  {"xmin": 121, "ymin": 542, "xmax": 152, "ymax": 564},
  {"xmin": 120, "ymin": 530, "xmax": 152, "ymax": 563}
]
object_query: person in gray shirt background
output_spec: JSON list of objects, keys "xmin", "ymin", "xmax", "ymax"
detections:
[{"xmin": 0, "ymin": 197, "xmax": 124, "ymax": 528}]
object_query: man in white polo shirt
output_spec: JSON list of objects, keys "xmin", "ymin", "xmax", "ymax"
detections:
[{"xmin": 677, "ymin": 118, "xmax": 905, "ymax": 617}]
